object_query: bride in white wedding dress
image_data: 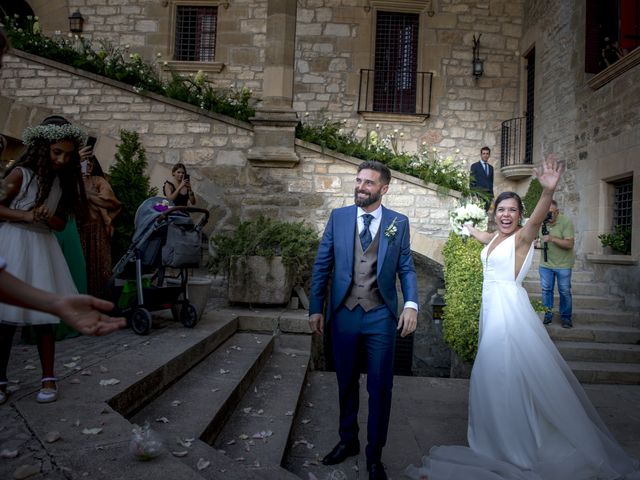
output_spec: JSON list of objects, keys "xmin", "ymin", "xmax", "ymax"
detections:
[{"xmin": 406, "ymin": 157, "xmax": 639, "ymax": 480}]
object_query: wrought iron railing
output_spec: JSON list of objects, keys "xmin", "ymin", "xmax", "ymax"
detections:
[
  {"xmin": 500, "ymin": 116, "xmax": 533, "ymax": 167},
  {"xmin": 357, "ymin": 69, "xmax": 433, "ymax": 116}
]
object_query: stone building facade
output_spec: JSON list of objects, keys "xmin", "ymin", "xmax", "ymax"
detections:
[
  {"xmin": 1, "ymin": 0, "xmax": 638, "ymax": 373},
  {"xmin": 519, "ymin": 0, "xmax": 639, "ymax": 308},
  {"xmin": 4, "ymin": 0, "xmax": 523, "ymax": 171}
]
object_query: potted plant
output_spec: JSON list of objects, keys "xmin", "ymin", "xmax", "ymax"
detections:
[
  {"xmin": 598, "ymin": 225, "xmax": 631, "ymax": 255},
  {"xmin": 208, "ymin": 216, "xmax": 320, "ymax": 304}
]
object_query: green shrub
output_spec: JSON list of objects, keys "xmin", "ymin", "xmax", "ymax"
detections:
[
  {"xmin": 598, "ymin": 225, "xmax": 632, "ymax": 254},
  {"xmin": 522, "ymin": 178, "xmax": 542, "ymax": 218},
  {"xmin": 209, "ymin": 216, "xmax": 320, "ymax": 288},
  {"xmin": 109, "ymin": 130, "xmax": 157, "ymax": 261},
  {"xmin": 442, "ymin": 233, "xmax": 483, "ymax": 363}
]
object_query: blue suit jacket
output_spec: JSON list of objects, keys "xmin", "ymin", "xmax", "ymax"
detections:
[
  {"xmin": 469, "ymin": 161, "xmax": 494, "ymax": 196},
  {"xmin": 309, "ymin": 204, "xmax": 418, "ymax": 321}
]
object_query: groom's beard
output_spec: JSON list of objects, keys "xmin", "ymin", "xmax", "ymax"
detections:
[{"xmin": 354, "ymin": 188, "xmax": 381, "ymax": 208}]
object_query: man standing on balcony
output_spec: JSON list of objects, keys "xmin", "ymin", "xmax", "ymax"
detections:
[
  {"xmin": 308, "ymin": 160, "xmax": 418, "ymax": 480},
  {"xmin": 469, "ymin": 146, "xmax": 494, "ymax": 211},
  {"xmin": 538, "ymin": 199, "xmax": 575, "ymax": 329}
]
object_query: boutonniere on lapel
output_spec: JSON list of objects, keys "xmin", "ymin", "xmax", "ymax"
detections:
[{"xmin": 384, "ymin": 217, "xmax": 399, "ymax": 241}]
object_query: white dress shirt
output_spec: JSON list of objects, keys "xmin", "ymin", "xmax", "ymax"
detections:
[{"xmin": 357, "ymin": 206, "xmax": 382, "ymax": 238}]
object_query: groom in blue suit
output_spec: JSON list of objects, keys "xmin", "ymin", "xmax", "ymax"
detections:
[{"xmin": 309, "ymin": 161, "xmax": 419, "ymax": 480}]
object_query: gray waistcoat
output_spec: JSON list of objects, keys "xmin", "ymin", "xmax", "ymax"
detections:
[{"xmin": 343, "ymin": 227, "xmax": 384, "ymax": 312}]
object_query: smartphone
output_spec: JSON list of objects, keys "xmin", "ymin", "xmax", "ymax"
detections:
[
  {"xmin": 86, "ymin": 136, "xmax": 97, "ymax": 148},
  {"xmin": 184, "ymin": 174, "xmax": 190, "ymax": 181}
]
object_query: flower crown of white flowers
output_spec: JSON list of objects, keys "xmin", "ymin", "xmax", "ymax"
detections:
[{"xmin": 22, "ymin": 124, "xmax": 88, "ymax": 147}]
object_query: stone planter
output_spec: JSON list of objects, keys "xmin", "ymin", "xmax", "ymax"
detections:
[{"xmin": 228, "ymin": 255, "xmax": 294, "ymax": 304}]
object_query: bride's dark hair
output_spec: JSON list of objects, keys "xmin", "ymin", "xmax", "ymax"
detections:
[{"xmin": 493, "ymin": 191, "xmax": 524, "ymax": 216}]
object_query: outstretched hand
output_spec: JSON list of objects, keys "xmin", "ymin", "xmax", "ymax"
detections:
[
  {"xmin": 533, "ymin": 155, "xmax": 564, "ymax": 191},
  {"xmin": 51, "ymin": 296, "xmax": 125, "ymax": 336}
]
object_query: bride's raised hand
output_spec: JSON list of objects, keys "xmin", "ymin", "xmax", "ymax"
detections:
[{"xmin": 533, "ymin": 154, "xmax": 564, "ymax": 191}]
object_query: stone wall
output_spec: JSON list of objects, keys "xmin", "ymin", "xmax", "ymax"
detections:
[
  {"xmin": 294, "ymin": 0, "xmax": 524, "ymax": 169},
  {"xmin": 522, "ymin": 0, "xmax": 639, "ymax": 308},
  {"xmin": 0, "ymin": 50, "xmax": 458, "ymax": 247},
  {"xmin": 24, "ymin": 0, "xmax": 523, "ymax": 165},
  {"xmin": 30, "ymin": 0, "xmax": 267, "ymax": 93}
]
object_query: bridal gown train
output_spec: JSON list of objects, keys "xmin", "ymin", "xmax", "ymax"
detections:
[{"xmin": 406, "ymin": 234, "xmax": 639, "ymax": 480}]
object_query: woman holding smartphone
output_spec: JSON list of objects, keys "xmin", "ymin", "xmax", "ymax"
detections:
[{"xmin": 163, "ymin": 163, "xmax": 196, "ymax": 206}]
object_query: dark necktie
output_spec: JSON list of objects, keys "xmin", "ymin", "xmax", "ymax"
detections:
[
  {"xmin": 360, "ymin": 214, "xmax": 373, "ymax": 251},
  {"xmin": 483, "ymin": 162, "xmax": 489, "ymax": 176}
]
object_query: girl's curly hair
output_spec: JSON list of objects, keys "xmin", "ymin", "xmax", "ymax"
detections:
[{"xmin": 6, "ymin": 116, "xmax": 88, "ymax": 220}]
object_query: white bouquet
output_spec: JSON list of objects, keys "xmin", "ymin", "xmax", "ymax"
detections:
[{"xmin": 449, "ymin": 202, "xmax": 488, "ymax": 236}]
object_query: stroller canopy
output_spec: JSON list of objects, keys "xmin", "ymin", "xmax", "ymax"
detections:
[{"xmin": 132, "ymin": 196, "xmax": 186, "ymax": 244}]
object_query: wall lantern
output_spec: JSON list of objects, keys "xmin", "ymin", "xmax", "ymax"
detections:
[
  {"xmin": 472, "ymin": 33, "xmax": 484, "ymax": 79},
  {"xmin": 69, "ymin": 10, "xmax": 84, "ymax": 34}
]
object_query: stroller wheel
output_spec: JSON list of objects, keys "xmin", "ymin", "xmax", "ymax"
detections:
[
  {"xmin": 130, "ymin": 308, "xmax": 152, "ymax": 335},
  {"xmin": 180, "ymin": 302, "xmax": 198, "ymax": 328}
]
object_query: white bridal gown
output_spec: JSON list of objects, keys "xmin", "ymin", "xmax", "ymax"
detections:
[
  {"xmin": 406, "ymin": 234, "xmax": 639, "ymax": 480},
  {"xmin": 0, "ymin": 167, "xmax": 77, "ymax": 326}
]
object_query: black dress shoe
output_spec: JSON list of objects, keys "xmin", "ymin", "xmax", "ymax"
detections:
[
  {"xmin": 368, "ymin": 461, "xmax": 388, "ymax": 480},
  {"xmin": 321, "ymin": 441, "xmax": 360, "ymax": 465}
]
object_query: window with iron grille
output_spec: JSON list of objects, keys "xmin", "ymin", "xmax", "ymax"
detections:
[
  {"xmin": 174, "ymin": 5, "xmax": 218, "ymax": 62},
  {"xmin": 613, "ymin": 178, "xmax": 633, "ymax": 229},
  {"xmin": 373, "ymin": 11, "xmax": 419, "ymax": 114}
]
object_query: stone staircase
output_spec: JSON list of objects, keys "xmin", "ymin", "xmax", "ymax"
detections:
[
  {"xmin": 128, "ymin": 325, "xmax": 310, "ymax": 478},
  {"xmin": 13, "ymin": 309, "xmax": 313, "ymax": 480},
  {"xmin": 523, "ymin": 257, "xmax": 640, "ymax": 384}
]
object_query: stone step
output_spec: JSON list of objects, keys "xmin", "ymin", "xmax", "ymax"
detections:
[
  {"xmin": 523, "ymin": 280, "xmax": 609, "ymax": 297},
  {"xmin": 12, "ymin": 313, "xmax": 241, "ymax": 480},
  {"xmin": 524, "ymin": 269, "xmax": 595, "ymax": 283},
  {"xmin": 169, "ymin": 437, "xmax": 299, "ymax": 480},
  {"xmin": 555, "ymin": 341, "xmax": 640, "ymax": 363},
  {"xmin": 130, "ymin": 332, "xmax": 275, "ymax": 447},
  {"xmin": 541, "ymin": 309, "xmax": 639, "ymax": 328},
  {"xmin": 109, "ymin": 313, "xmax": 239, "ymax": 417},
  {"xmin": 545, "ymin": 323, "xmax": 640, "ymax": 345},
  {"xmin": 567, "ymin": 360, "xmax": 640, "ymax": 385},
  {"xmin": 527, "ymin": 293, "xmax": 624, "ymax": 310},
  {"xmin": 213, "ymin": 334, "xmax": 311, "ymax": 471}
]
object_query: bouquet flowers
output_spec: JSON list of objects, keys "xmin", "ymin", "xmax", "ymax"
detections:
[{"xmin": 449, "ymin": 202, "xmax": 487, "ymax": 236}]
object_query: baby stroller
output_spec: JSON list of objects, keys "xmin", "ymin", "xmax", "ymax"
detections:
[{"xmin": 110, "ymin": 196, "xmax": 209, "ymax": 335}]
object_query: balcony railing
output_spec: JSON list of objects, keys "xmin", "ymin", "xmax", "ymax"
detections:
[
  {"xmin": 500, "ymin": 116, "xmax": 533, "ymax": 167},
  {"xmin": 357, "ymin": 69, "xmax": 433, "ymax": 116}
]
